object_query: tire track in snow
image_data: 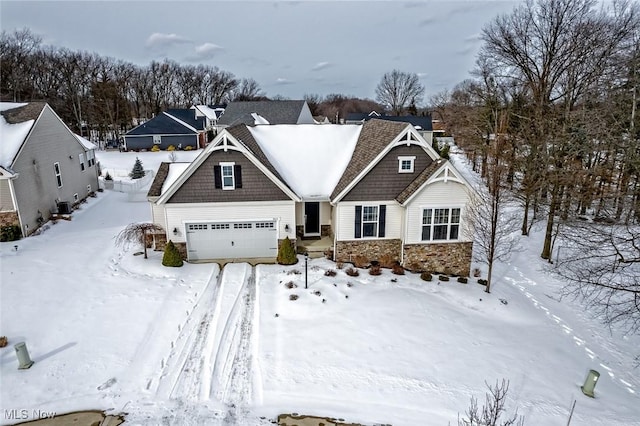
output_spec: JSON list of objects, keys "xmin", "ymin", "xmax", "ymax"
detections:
[
  {"xmin": 504, "ymin": 267, "xmax": 637, "ymax": 396},
  {"xmin": 155, "ymin": 268, "xmax": 222, "ymax": 402}
]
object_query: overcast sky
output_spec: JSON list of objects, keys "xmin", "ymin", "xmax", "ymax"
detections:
[{"xmin": 1, "ymin": 1, "xmax": 522, "ymax": 103}]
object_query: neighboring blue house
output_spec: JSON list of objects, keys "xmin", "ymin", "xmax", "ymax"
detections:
[{"xmin": 123, "ymin": 109, "xmax": 208, "ymax": 151}]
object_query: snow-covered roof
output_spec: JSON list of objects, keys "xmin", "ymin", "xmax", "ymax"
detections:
[
  {"xmin": 251, "ymin": 113, "xmax": 270, "ymax": 125},
  {"xmin": 74, "ymin": 134, "xmax": 97, "ymax": 150},
  {"xmin": 193, "ymin": 105, "xmax": 225, "ymax": 121},
  {"xmin": 0, "ymin": 102, "xmax": 34, "ymax": 168},
  {"xmin": 247, "ymin": 124, "xmax": 362, "ymax": 200},
  {"xmin": 161, "ymin": 163, "xmax": 191, "ymax": 195}
]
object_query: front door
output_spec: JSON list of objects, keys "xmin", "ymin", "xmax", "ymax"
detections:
[{"xmin": 304, "ymin": 202, "xmax": 320, "ymax": 236}]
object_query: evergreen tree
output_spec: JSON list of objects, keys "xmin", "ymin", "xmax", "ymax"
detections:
[
  {"xmin": 129, "ymin": 157, "xmax": 145, "ymax": 179},
  {"xmin": 162, "ymin": 240, "xmax": 183, "ymax": 267},
  {"xmin": 277, "ymin": 236, "xmax": 297, "ymax": 265}
]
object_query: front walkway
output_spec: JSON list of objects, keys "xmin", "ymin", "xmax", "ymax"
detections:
[{"xmin": 297, "ymin": 236, "xmax": 332, "ymax": 258}]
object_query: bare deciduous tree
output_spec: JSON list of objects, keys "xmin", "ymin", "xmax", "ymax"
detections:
[
  {"xmin": 115, "ymin": 223, "xmax": 164, "ymax": 259},
  {"xmin": 375, "ymin": 69, "xmax": 424, "ymax": 115},
  {"xmin": 232, "ymin": 78, "xmax": 265, "ymax": 101},
  {"xmin": 556, "ymin": 221, "xmax": 640, "ymax": 336},
  {"xmin": 459, "ymin": 380, "xmax": 524, "ymax": 426}
]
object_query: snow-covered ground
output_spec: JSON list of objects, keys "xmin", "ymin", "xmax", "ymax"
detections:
[{"xmin": 1, "ymin": 150, "xmax": 638, "ymax": 425}]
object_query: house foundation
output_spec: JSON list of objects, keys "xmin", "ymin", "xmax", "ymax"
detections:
[
  {"xmin": 335, "ymin": 239, "xmax": 402, "ymax": 266},
  {"xmin": 0, "ymin": 212, "xmax": 19, "ymax": 228},
  {"xmin": 403, "ymin": 241, "xmax": 472, "ymax": 276}
]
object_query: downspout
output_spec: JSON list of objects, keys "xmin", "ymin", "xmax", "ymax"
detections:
[
  {"xmin": 332, "ymin": 203, "xmax": 338, "ymax": 261},
  {"xmin": 401, "ymin": 201, "xmax": 408, "ymax": 266}
]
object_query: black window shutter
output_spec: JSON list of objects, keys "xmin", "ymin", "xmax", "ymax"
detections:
[
  {"xmin": 354, "ymin": 205, "xmax": 362, "ymax": 238},
  {"xmin": 234, "ymin": 165, "xmax": 242, "ymax": 188},
  {"xmin": 214, "ymin": 165, "xmax": 222, "ymax": 189},
  {"xmin": 379, "ymin": 205, "xmax": 386, "ymax": 237}
]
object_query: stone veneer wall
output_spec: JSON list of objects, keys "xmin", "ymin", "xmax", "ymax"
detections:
[
  {"xmin": 0, "ymin": 212, "xmax": 19, "ymax": 227},
  {"xmin": 335, "ymin": 239, "xmax": 402, "ymax": 265},
  {"xmin": 403, "ymin": 242, "xmax": 473, "ymax": 277}
]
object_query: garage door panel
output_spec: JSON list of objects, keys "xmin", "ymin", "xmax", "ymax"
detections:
[{"xmin": 186, "ymin": 220, "xmax": 277, "ymax": 261}]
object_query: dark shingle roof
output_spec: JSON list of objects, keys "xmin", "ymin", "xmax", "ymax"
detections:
[
  {"xmin": 218, "ymin": 100, "xmax": 306, "ymax": 126},
  {"xmin": 166, "ymin": 109, "xmax": 206, "ymax": 130},
  {"xmin": 330, "ymin": 119, "xmax": 409, "ymax": 200},
  {"xmin": 345, "ymin": 113, "xmax": 433, "ymax": 131},
  {"xmin": 126, "ymin": 112, "xmax": 198, "ymax": 136},
  {"xmin": 1, "ymin": 102, "xmax": 46, "ymax": 124},
  {"xmin": 395, "ymin": 159, "xmax": 444, "ymax": 204},
  {"xmin": 147, "ymin": 162, "xmax": 171, "ymax": 197}
]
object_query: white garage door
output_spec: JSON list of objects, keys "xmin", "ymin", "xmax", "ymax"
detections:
[{"xmin": 185, "ymin": 221, "xmax": 277, "ymax": 261}]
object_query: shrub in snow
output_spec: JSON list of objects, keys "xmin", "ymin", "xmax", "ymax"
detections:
[
  {"xmin": 104, "ymin": 171, "xmax": 113, "ymax": 180},
  {"xmin": 336, "ymin": 261, "xmax": 344, "ymax": 269},
  {"xmin": 285, "ymin": 281, "xmax": 297, "ymax": 289},
  {"xmin": 478, "ymin": 279, "xmax": 488, "ymax": 286},
  {"xmin": 289, "ymin": 294, "xmax": 299, "ymax": 301},
  {"xmin": 391, "ymin": 263, "xmax": 405, "ymax": 275},
  {"xmin": 369, "ymin": 265, "xmax": 382, "ymax": 276},
  {"xmin": 162, "ymin": 240, "xmax": 183, "ymax": 267},
  {"xmin": 472, "ymin": 267, "xmax": 481, "ymax": 277},
  {"xmin": 287, "ymin": 269, "xmax": 301, "ymax": 275},
  {"xmin": 458, "ymin": 277, "xmax": 468, "ymax": 284},
  {"xmin": 439, "ymin": 275, "xmax": 450, "ymax": 282},
  {"xmin": 277, "ymin": 237, "xmax": 297, "ymax": 265},
  {"xmin": 313, "ymin": 290, "xmax": 321, "ymax": 296},
  {"xmin": 420, "ymin": 272, "xmax": 433, "ymax": 281},
  {"xmin": 324, "ymin": 269, "xmax": 337, "ymax": 277},
  {"xmin": 129, "ymin": 157, "xmax": 146, "ymax": 179},
  {"xmin": 457, "ymin": 379, "xmax": 523, "ymax": 426},
  {"xmin": 0, "ymin": 225, "xmax": 22, "ymax": 242},
  {"xmin": 345, "ymin": 267, "xmax": 359, "ymax": 277},
  {"xmin": 0, "ymin": 336, "xmax": 7, "ymax": 348}
]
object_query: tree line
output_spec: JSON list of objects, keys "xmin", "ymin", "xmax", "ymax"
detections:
[
  {"xmin": 1, "ymin": 28, "xmax": 429, "ymax": 140},
  {"xmin": 0, "ymin": 28, "xmax": 267, "ymax": 139},
  {"xmin": 434, "ymin": 0, "xmax": 639, "ymax": 334}
]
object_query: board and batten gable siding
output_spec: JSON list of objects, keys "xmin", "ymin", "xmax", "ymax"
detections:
[
  {"xmin": 404, "ymin": 180, "xmax": 472, "ymax": 245},
  {"xmin": 11, "ymin": 106, "xmax": 98, "ymax": 235},
  {"xmin": 0, "ymin": 179, "xmax": 16, "ymax": 211},
  {"xmin": 335, "ymin": 201, "xmax": 403, "ymax": 241},
  {"xmin": 342, "ymin": 144, "xmax": 433, "ymax": 201},
  {"xmin": 162, "ymin": 201, "xmax": 295, "ymax": 243},
  {"xmin": 167, "ymin": 149, "xmax": 290, "ymax": 203}
]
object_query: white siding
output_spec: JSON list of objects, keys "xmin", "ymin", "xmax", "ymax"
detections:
[
  {"xmin": 0, "ymin": 180, "xmax": 16, "ymax": 211},
  {"xmin": 335, "ymin": 201, "xmax": 403, "ymax": 241},
  {"xmin": 405, "ymin": 180, "xmax": 472, "ymax": 244},
  {"xmin": 163, "ymin": 201, "xmax": 295, "ymax": 243},
  {"xmin": 150, "ymin": 202, "xmax": 166, "ymax": 229},
  {"xmin": 320, "ymin": 202, "xmax": 332, "ymax": 225}
]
